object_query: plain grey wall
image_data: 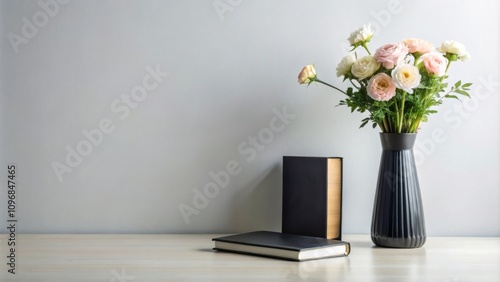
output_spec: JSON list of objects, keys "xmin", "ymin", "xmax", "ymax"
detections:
[{"xmin": 0, "ymin": 0, "xmax": 499, "ymax": 236}]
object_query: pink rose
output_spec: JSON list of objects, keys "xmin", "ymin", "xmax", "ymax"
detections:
[
  {"xmin": 403, "ymin": 38, "xmax": 433, "ymax": 54},
  {"xmin": 420, "ymin": 52, "xmax": 448, "ymax": 76},
  {"xmin": 374, "ymin": 43, "xmax": 409, "ymax": 69},
  {"xmin": 367, "ymin": 73, "xmax": 396, "ymax": 101}
]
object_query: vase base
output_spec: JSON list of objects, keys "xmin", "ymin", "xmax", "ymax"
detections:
[{"xmin": 371, "ymin": 235, "xmax": 426, "ymax": 248}]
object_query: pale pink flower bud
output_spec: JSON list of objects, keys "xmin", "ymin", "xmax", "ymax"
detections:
[{"xmin": 298, "ymin": 65, "xmax": 317, "ymax": 84}]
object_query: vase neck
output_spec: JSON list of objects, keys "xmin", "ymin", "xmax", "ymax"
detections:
[{"xmin": 379, "ymin": 133, "xmax": 417, "ymax": 150}]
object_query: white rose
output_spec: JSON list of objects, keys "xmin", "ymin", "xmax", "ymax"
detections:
[
  {"xmin": 437, "ymin": 41, "xmax": 466, "ymax": 55},
  {"xmin": 350, "ymin": 55, "xmax": 380, "ymax": 80},
  {"xmin": 438, "ymin": 41, "xmax": 471, "ymax": 62},
  {"xmin": 391, "ymin": 64, "xmax": 421, "ymax": 94},
  {"xmin": 336, "ymin": 53, "xmax": 356, "ymax": 77},
  {"xmin": 348, "ymin": 24, "xmax": 374, "ymax": 46}
]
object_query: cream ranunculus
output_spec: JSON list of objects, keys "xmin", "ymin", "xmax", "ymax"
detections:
[
  {"xmin": 297, "ymin": 65, "xmax": 317, "ymax": 84},
  {"xmin": 391, "ymin": 64, "xmax": 421, "ymax": 94},
  {"xmin": 336, "ymin": 53, "xmax": 356, "ymax": 77},
  {"xmin": 347, "ymin": 24, "xmax": 374, "ymax": 46},
  {"xmin": 437, "ymin": 40, "xmax": 470, "ymax": 62},
  {"xmin": 350, "ymin": 55, "xmax": 381, "ymax": 80}
]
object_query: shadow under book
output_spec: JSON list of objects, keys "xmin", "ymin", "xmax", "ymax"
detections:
[{"xmin": 212, "ymin": 231, "xmax": 350, "ymax": 261}]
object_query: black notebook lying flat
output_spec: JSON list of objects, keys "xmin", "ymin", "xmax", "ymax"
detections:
[{"xmin": 212, "ymin": 231, "xmax": 350, "ymax": 261}]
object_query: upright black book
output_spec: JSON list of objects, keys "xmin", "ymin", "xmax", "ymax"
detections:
[{"xmin": 282, "ymin": 156, "xmax": 343, "ymax": 240}]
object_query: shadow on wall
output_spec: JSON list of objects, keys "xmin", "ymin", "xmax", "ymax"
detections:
[{"xmin": 231, "ymin": 163, "xmax": 282, "ymax": 232}]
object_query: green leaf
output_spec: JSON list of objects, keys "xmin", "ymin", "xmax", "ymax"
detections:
[
  {"xmin": 462, "ymin": 83, "xmax": 473, "ymax": 88},
  {"xmin": 454, "ymin": 80, "xmax": 462, "ymax": 88},
  {"xmin": 445, "ymin": 94, "xmax": 459, "ymax": 100},
  {"xmin": 360, "ymin": 119, "xmax": 369, "ymax": 128},
  {"xmin": 453, "ymin": 90, "xmax": 471, "ymax": 98}
]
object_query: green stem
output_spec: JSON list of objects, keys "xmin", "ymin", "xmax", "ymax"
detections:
[
  {"xmin": 314, "ymin": 78, "xmax": 348, "ymax": 95},
  {"xmin": 410, "ymin": 117, "xmax": 422, "ymax": 132},
  {"xmin": 435, "ymin": 60, "xmax": 452, "ymax": 98},
  {"xmin": 398, "ymin": 92, "xmax": 406, "ymax": 133},
  {"xmin": 362, "ymin": 42, "xmax": 371, "ymax": 55},
  {"xmin": 394, "ymin": 100, "xmax": 400, "ymax": 133},
  {"xmin": 413, "ymin": 53, "xmax": 421, "ymax": 66},
  {"xmin": 349, "ymin": 78, "xmax": 361, "ymax": 90},
  {"xmin": 382, "ymin": 118, "xmax": 389, "ymax": 133}
]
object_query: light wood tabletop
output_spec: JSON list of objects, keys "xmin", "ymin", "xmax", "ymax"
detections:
[{"xmin": 0, "ymin": 234, "xmax": 499, "ymax": 281}]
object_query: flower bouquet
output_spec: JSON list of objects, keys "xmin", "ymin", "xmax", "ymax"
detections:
[
  {"xmin": 298, "ymin": 24, "xmax": 473, "ymax": 248},
  {"xmin": 298, "ymin": 24, "xmax": 472, "ymax": 133}
]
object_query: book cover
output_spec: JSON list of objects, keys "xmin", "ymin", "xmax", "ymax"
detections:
[
  {"xmin": 282, "ymin": 156, "xmax": 343, "ymax": 240},
  {"xmin": 212, "ymin": 231, "xmax": 350, "ymax": 261}
]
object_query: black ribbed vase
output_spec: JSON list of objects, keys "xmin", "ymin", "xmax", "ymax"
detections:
[{"xmin": 371, "ymin": 133, "xmax": 426, "ymax": 248}]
